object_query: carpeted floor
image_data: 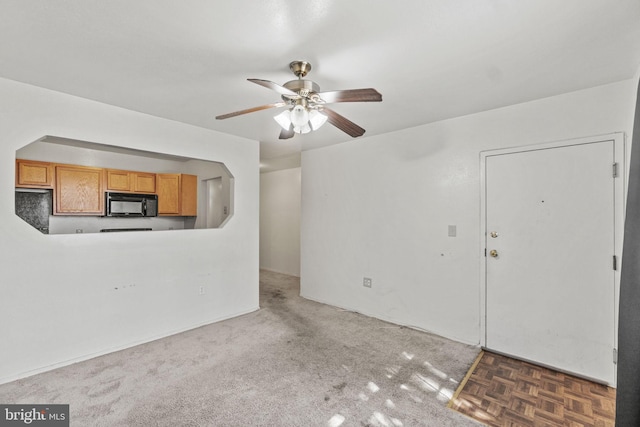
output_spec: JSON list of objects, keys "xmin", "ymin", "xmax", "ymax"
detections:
[{"xmin": 0, "ymin": 270, "xmax": 482, "ymax": 426}]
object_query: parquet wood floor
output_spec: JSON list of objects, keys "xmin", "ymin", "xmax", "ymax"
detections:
[{"xmin": 448, "ymin": 351, "xmax": 616, "ymax": 427}]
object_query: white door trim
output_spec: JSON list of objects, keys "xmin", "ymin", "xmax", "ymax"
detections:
[{"xmin": 479, "ymin": 133, "xmax": 625, "ymax": 384}]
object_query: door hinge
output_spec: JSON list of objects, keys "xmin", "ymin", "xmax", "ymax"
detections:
[
  {"xmin": 613, "ymin": 162, "xmax": 619, "ymax": 178},
  {"xmin": 613, "ymin": 348, "xmax": 618, "ymax": 364},
  {"xmin": 484, "ymin": 248, "xmax": 487, "ymax": 257},
  {"xmin": 613, "ymin": 255, "xmax": 618, "ymax": 271}
]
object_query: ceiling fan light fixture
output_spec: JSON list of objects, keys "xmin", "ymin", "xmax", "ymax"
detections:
[
  {"xmin": 309, "ymin": 110, "xmax": 328, "ymax": 130},
  {"xmin": 294, "ymin": 123, "xmax": 312, "ymax": 134},
  {"xmin": 290, "ymin": 104, "xmax": 309, "ymax": 128},
  {"xmin": 274, "ymin": 109, "xmax": 291, "ymax": 130},
  {"xmin": 274, "ymin": 107, "xmax": 327, "ymax": 135}
]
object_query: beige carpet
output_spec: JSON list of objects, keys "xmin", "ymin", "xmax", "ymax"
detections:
[{"xmin": 0, "ymin": 270, "xmax": 482, "ymax": 426}]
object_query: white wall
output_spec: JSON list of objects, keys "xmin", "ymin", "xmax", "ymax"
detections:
[
  {"xmin": 300, "ymin": 80, "xmax": 637, "ymax": 345},
  {"xmin": 0, "ymin": 77, "xmax": 260, "ymax": 383},
  {"xmin": 260, "ymin": 167, "xmax": 301, "ymax": 276}
]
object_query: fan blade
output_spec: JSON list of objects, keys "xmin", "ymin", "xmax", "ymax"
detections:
[
  {"xmin": 215, "ymin": 102, "xmax": 286, "ymax": 120},
  {"xmin": 322, "ymin": 108, "xmax": 366, "ymax": 138},
  {"xmin": 248, "ymin": 79, "xmax": 298, "ymax": 97},
  {"xmin": 279, "ymin": 124, "xmax": 295, "ymax": 140},
  {"xmin": 317, "ymin": 88, "xmax": 382, "ymax": 104}
]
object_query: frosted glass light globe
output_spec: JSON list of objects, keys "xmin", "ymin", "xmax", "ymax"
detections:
[{"xmin": 290, "ymin": 105, "xmax": 309, "ymax": 127}]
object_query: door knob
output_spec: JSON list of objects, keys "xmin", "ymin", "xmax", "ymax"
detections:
[
  {"xmin": 490, "ymin": 231, "xmax": 499, "ymax": 238},
  {"xmin": 489, "ymin": 249, "xmax": 499, "ymax": 258}
]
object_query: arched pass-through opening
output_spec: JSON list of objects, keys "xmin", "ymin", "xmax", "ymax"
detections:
[{"xmin": 15, "ymin": 135, "xmax": 234, "ymax": 234}]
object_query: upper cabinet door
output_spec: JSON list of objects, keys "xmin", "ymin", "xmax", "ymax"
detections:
[
  {"xmin": 16, "ymin": 159, "xmax": 53, "ymax": 188},
  {"xmin": 106, "ymin": 169, "xmax": 131, "ymax": 191},
  {"xmin": 156, "ymin": 173, "xmax": 197, "ymax": 216},
  {"xmin": 156, "ymin": 173, "xmax": 181, "ymax": 215},
  {"xmin": 107, "ymin": 169, "xmax": 156, "ymax": 193},
  {"xmin": 55, "ymin": 165, "xmax": 104, "ymax": 215},
  {"xmin": 132, "ymin": 172, "xmax": 156, "ymax": 193},
  {"xmin": 180, "ymin": 174, "xmax": 198, "ymax": 216}
]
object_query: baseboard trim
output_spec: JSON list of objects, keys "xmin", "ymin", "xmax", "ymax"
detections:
[
  {"xmin": 300, "ymin": 293, "xmax": 480, "ymax": 347},
  {"xmin": 259, "ymin": 267, "xmax": 300, "ymax": 277}
]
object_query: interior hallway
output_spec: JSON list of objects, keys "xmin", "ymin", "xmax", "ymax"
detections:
[{"xmin": 0, "ymin": 270, "xmax": 481, "ymax": 426}]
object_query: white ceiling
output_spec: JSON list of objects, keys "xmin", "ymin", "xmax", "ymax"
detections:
[{"xmin": 1, "ymin": 1, "xmax": 639, "ymax": 163}]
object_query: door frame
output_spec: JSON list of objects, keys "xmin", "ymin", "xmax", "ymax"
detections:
[{"xmin": 479, "ymin": 133, "xmax": 625, "ymax": 382}]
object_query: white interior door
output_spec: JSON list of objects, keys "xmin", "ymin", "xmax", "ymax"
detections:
[{"xmin": 484, "ymin": 139, "xmax": 619, "ymax": 385}]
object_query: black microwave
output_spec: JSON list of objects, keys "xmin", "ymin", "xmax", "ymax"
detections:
[{"xmin": 105, "ymin": 192, "xmax": 158, "ymax": 217}]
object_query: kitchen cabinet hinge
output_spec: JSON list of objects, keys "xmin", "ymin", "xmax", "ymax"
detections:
[
  {"xmin": 613, "ymin": 348, "xmax": 618, "ymax": 364},
  {"xmin": 484, "ymin": 248, "xmax": 487, "ymax": 257},
  {"xmin": 613, "ymin": 255, "xmax": 617, "ymax": 271},
  {"xmin": 613, "ymin": 162, "xmax": 619, "ymax": 178}
]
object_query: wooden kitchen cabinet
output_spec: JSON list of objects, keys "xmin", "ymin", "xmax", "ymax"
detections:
[
  {"xmin": 156, "ymin": 173, "xmax": 197, "ymax": 216},
  {"xmin": 180, "ymin": 174, "xmax": 198, "ymax": 216},
  {"xmin": 54, "ymin": 164, "xmax": 104, "ymax": 215},
  {"xmin": 132, "ymin": 172, "xmax": 156, "ymax": 193},
  {"xmin": 106, "ymin": 169, "xmax": 156, "ymax": 193},
  {"xmin": 16, "ymin": 159, "xmax": 54, "ymax": 188}
]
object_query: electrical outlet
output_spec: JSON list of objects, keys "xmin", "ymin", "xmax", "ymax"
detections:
[
  {"xmin": 363, "ymin": 277, "xmax": 372, "ymax": 288},
  {"xmin": 199, "ymin": 286, "xmax": 205, "ymax": 295}
]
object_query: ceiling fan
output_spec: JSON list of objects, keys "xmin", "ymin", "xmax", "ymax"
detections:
[{"xmin": 215, "ymin": 61, "xmax": 382, "ymax": 139}]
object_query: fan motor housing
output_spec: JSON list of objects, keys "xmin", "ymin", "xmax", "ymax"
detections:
[{"xmin": 283, "ymin": 79, "xmax": 320, "ymax": 97}]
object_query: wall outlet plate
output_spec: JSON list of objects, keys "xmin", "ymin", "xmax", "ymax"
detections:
[{"xmin": 363, "ymin": 277, "xmax": 372, "ymax": 288}]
